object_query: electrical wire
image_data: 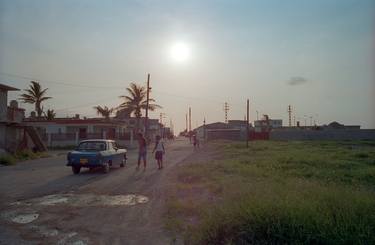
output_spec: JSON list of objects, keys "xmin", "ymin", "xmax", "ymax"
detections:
[{"xmin": 1, "ymin": 71, "xmax": 254, "ymax": 112}]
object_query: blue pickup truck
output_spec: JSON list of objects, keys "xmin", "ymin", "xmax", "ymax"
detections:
[{"xmin": 67, "ymin": 139, "xmax": 127, "ymax": 174}]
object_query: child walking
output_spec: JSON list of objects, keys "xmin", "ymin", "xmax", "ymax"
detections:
[{"xmin": 152, "ymin": 135, "xmax": 165, "ymax": 170}]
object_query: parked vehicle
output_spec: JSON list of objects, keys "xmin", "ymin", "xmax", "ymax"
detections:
[{"xmin": 66, "ymin": 139, "xmax": 127, "ymax": 174}]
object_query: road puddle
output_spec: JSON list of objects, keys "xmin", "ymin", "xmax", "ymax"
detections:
[
  {"xmin": 12, "ymin": 194, "xmax": 149, "ymax": 207},
  {"xmin": 11, "ymin": 213, "xmax": 39, "ymax": 224},
  {"xmin": 1, "ymin": 210, "xmax": 39, "ymax": 224}
]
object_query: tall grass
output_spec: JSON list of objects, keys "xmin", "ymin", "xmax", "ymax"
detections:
[
  {"xmin": 0, "ymin": 149, "xmax": 49, "ymax": 166},
  {"xmin": 166, "ymin": 140, "xmax": 375, "ymax": 244}
]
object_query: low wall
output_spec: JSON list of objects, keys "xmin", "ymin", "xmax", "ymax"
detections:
[
  {"xmin": 206, "ymin": 129, "xmax": 242, "ymax": 141},
  {"xmin": 270, "ymin": 129, "xmax": 375, "ymax": 141}
]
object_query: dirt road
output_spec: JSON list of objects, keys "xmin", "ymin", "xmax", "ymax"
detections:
[{"xmin": 0, "ymin": 137, "xmax": 194, "ymax": 245}]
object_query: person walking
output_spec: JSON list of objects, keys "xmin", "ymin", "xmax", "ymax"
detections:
[
  {"xmin": 193, "ymin": 134, "xmax": 199, "ymax": 149},
  {"xmin": 152, "ymin": 135, "xmax": 165, "ymax": 169},
  {"xmin": 137, "ymin": 133, "xmax": 147, "ymax": 171}
]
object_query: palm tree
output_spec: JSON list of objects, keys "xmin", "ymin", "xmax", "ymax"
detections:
[
  {"xmin": 93, "ymin": 105, "xmax": 114, "ymax": 120},
  {"xmin": 44, "ymin": 109, "xmax": 56, "ymax": 120},
  {"xmin": 19, "ymin": 81, "xmax": 52, "ymax": 118},
  {"xmin": 118, "ymin": 82, "xmax": 161, "ymax": 131}
]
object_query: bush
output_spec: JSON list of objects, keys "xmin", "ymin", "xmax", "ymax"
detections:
[
  {"xmin": 14, "ymin": 149, "xmax": 38, "ymax": 161},
  {"xmin": 0, "ymin": 155, "xmax": 16, "ymax": 165}
]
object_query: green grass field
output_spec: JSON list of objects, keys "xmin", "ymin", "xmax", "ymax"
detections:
[{"xmin": 165, "ymin": 140, "xmax": 375, "ymax": 244}]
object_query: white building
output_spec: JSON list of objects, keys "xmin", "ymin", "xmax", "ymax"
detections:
[{"xmin": 254, "ymin": 117, "xmax": 282, "ymax": 132}]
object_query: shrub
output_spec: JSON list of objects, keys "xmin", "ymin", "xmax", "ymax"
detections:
[
  {"xmin": 14, "ymin": 149, "xmax": 38, "ymax": 160},
  {"xmin": 0, "ymin": 155, "xmax": 16, "ymax": 165}
]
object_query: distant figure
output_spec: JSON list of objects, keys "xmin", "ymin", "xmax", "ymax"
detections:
[
  {"xmin": 152, "ymin": 135, "xmax": 165, "ymax": 170},
  {"xmin": 137, "ymin": 133, "xmax": 147, "ymax": 171},
  {"xmin": 193, "ymin": 134, "xmax": 199, "ymax": 149}
]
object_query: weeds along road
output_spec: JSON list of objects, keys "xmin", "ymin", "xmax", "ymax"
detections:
[{"xmin": 0, "ymin": 137, "xmax": 194, "ymax": 245}]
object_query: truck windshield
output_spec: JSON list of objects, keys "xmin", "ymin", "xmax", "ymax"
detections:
[{"xmin": 77, "ymin": 142, "xmax": 106, "ymax": 151}]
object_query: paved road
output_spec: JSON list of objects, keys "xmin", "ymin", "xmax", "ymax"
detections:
[{"xmin": 0, "ymin": 137, "xmax": 194, "ymax": 245}]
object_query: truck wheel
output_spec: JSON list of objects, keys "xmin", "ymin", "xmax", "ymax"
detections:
[
  {"xmin": 72, "ymin": 166, "xmax": 81, "ymax": 174},
  {"xmin": 103, "ymin": 162, "xmax": 110, "ymax": 173}
]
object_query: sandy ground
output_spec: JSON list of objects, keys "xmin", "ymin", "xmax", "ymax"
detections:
[{"xmin": 0, "ymin": 137, "xmax": 196, "ymax": 245}]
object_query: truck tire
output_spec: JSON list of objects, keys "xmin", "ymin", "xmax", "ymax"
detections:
[{"xmin": 72, "ymin": 166, "xmax": 81, "ymax": 174}]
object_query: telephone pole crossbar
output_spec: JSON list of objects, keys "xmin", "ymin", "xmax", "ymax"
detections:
[
  {"xmin": 288, "ymin": 105, "xmax": 292, "ymax": 127},
  {"xmin": 224, "ymin": 102, "xmax": 229, "ymax": 123}
]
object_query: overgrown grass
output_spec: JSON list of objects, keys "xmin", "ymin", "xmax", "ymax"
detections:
[
  {"xmin": 0, "ymin": 155, "xmax": 16, "ymax": 165},
  {"xmin": 166, "ymin": 140, "xmax": 375, "ymax": 244},
  {"xmin": 0, "ymin": 149, "xmax": 49, "ymax": 166}
]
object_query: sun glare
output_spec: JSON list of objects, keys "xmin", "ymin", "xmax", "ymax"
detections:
[{"xmin": 170, "ymin": 42, "xmax": 190, "ymax": 62}]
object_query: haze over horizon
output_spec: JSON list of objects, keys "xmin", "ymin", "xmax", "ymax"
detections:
[{"xmin": 1, "ymin": 0, "xmax": 374, "ymax": 132}]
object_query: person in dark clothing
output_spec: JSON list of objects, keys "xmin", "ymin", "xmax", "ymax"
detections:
[
  {"xmin": 193, "ymin": 134, "xmax": 199, "ymax": 149},
  {"xmin": 137, "ymin": 133, "xmax": 147, "ymax": 171}
]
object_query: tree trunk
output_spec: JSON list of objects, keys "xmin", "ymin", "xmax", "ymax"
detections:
[{"xmin": 35, "ymin": 102, "xmax": 42, "ymax": 118}]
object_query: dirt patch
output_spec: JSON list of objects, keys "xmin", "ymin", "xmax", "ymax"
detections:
[
  {"xmin": 165, "ymin": 143, "xmax": 222, "ymax": 239},
  {"xmin": 178, "ymin": 174, "xmax": 203, "ymax": 184}
]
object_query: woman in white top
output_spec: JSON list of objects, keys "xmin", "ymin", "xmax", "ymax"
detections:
[{"xmin": 152, "ymin": 135, "xmax": 165, "ymax": 169}]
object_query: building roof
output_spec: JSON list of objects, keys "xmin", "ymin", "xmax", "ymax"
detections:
[{"xmin": 0, "ymin": 83, "xmax": 20, "ymax": 91}]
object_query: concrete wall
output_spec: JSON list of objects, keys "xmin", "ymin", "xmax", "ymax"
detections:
[
  {"xmin": 270, "ymin": 129, "xmax": 375, "ymax": 141},
  {"xmin": 207, "ymin": 129, "xmax": 242, "ymax": 141},
  {"xmin": 0, "ymin": 124, "xmax": 5, "ymax": 149},
  {"xmin": 0, "ymin": 91, "xmax": 7, "ymax": 122}
]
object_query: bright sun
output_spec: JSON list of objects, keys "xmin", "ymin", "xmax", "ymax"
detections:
[{"xmin": 170, "ymin": 42, "xmax": 190, "ymax": 62}]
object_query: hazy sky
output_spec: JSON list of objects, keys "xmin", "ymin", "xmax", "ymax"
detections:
[{"xmin": 1, "ymin": 0, "xmax": 374, "ymax": 132}]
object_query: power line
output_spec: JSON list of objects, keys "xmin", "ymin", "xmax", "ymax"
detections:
[
  {"xmin": 1, "ymin": 71, "xmax": 256, "ymax": 115},
  {"xmin": 1, "ymin": 71, "xmax": 246, "ymax": 106},
  {"xmin": 54, "ymin": 95, "xmax": 120, "ymax": 112},
  {"xmin": 0, "ymin": 71, "xmax": 124, "ymax": 89}
]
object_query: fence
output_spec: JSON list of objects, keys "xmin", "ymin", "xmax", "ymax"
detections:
[
  {"xmin": 270, "ymin": 129, "xmax": 375, "ymax": 141},
  {"xmin": 249, "ymin": 131, "xmax": 269, "ymax": 140}
]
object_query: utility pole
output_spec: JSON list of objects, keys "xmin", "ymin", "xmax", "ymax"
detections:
[
  {"xmin": 203, "ymin": 117, "xmax": 206, "ymax": 142},
  {"xmin": 246, "ymin": 99, "xmax": 249, "ymax": 148},
  {"xmin": 256, "ymin": 110, "xmax": 259, "ymax": 121},
  {"xmin": 288, "ymin": 105, "xmax": 292, "ymax": 127},
  {"xmin": 224, "ymin": 102, "xmax": 229, "ymax": 123},
  {"xmin": 189, "ymin": 107, "xmax": 192, "ymax": 132},
  {"xmin": 170, "ymin": 119, "xmax": 174, "ymax": 136},
  {"xmin": 185, "ymin": 113, "xmax": 188, "ymax": 132},
  {"xmin": 159, "ymin": 113, "xmax": 163, "ymax": 125},
  {"xmin": 144, "ymin": 73, "xmax": 151, "ymax": 139},
  {"xmin": 293, "ymin": 116, "xmax": 296, "ymax": 127},
  {"xmin": 159, "ymin": 113, "xmax": 166, "ymax": 138}
]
